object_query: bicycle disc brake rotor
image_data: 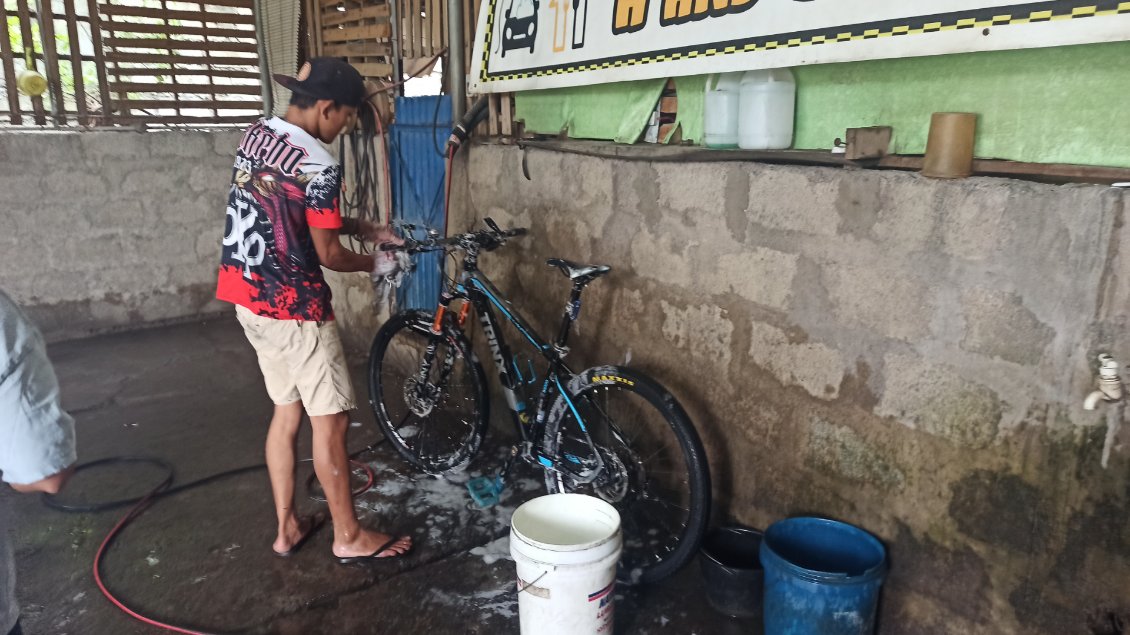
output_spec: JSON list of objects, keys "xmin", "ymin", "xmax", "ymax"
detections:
[
  {"xmin": 403, "ymin": 377, "xmax": 437, "ymax": 417},
  {"xmin": 593, "ymin": 445, "xmax": 635, "ymax": 503}
]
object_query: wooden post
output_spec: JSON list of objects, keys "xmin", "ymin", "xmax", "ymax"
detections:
[
  {"xmin": 15, "ymin": 0, "xmax": 47, "ymax": 124},
  {"xmin": 0, "ymin": 4, "xmax": 23, "ymax": 124},
  {"xmin": 420, "ymin": 0, "xmax": 429, "ymax": 56},
  {"xmin": 62, "ymin": 0, "xmax": 89, "ymax": 125},
  {"xmin": 487, "ymin": 92, "xmax": 498, "ymax": 136},
  {"xmin": 411, "ymin": 0, "xmax": 422, "ymax": 60},
  {"xmin": 308, "ymin": 0, "xmax": 324, "ymax": 55},
  {"xmin": 500, "ymin": 92, "xmax": 511, "ymax": 137},
  {"xmin": 85, "ymin": 0, "xmax": 112, "ymax": 124},
  {"xmin": 35, "ymin": 0, "xmax": 67, "ymax": 124},
  {"xmin": 430, "ymin": 0, "xmax": 442, "ymax": 55}
]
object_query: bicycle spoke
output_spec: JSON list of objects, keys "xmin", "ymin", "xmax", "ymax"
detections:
[
  {"xmin": 636, "ymin": 442, "xmax": 678, "ymax": 465},
  {"xmin": 416, "ymin": 415, "xmax": 434, "ymax": 460},
  {"xmin": 641, "ymin": 493, "xmax": 690, "ymax": 514},
  {"xmin": 587, "ymin": 392, "xmax": 642, "ymax": 447},
  {"xmin": 620, "ymin": 508, "xmax": 677, "ymax": 564},
  {"xmin": 642, "ymin": 478, "xmax": 691, "ymax": 501},
  {"xmin": 630, "ymin": 504, "xmax": 684, "ymax": 544},
  {"xmin": 619, "ymin": 508, "xmax": 647, "ymax": 551},
  {"xmin": 635, "ymin": 464, "xmax": 683, "ymax": 476}
]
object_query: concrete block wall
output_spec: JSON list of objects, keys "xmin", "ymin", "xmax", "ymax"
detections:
[
  {"xmin": 450, "ymin": 143, "xmax": 1130, "ymax": 633},
  {"xmin": 0, "ymin": 130, "xmax": 244, "ymax": 341}
]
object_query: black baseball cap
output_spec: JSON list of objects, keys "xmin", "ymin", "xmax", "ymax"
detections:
[{"xmin": 273, "ymin": 57, "xmax": 365, "ymax": 108}]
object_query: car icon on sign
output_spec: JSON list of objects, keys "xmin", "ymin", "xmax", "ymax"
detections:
[{"xmin": 502, "ymin": 0, "xmax": 539, "ymax": 56}]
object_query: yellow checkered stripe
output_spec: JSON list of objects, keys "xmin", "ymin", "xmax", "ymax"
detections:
[
  {"xmin": 480, "ymin": 0, "xmax": 496, "ymax": 77},
  {"xmin": 479, "ymin": 2, "xmax": 1128, "ymax": 83}
]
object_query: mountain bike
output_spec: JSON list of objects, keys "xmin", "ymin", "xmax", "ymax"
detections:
[{"xmin": 368, "ymin": 219, "xmax": 711, "ymax": 584}]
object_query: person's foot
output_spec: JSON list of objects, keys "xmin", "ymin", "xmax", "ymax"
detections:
[
  {"xmin": 333, "ymin": 527, "xmax": 413, "ymax": 560},
  {"xmin": 273, "ymin": 512, "xmax": 326, "ymax": 556}
]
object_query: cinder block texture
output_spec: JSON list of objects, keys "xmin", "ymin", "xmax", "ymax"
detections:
[
  {"xmin": 0, "ymin": 130, "xmax": 242, "ymax": 340},
  {"xmin": 440, "ymin": 143, "xmax": 1130, "ymax": 635}
]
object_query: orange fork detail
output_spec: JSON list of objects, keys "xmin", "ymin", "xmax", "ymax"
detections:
[{"xmin": 432, "ymin": 305, "xmax": 447, "ymax": 333}]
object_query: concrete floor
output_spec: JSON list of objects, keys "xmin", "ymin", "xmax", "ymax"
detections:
[{"xmin": 3, "ymin": 317, "xmax": 761, "ymax": 634}]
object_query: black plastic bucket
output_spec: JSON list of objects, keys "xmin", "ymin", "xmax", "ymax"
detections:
[{"xmin": 699, "ymin": 526, "xmax": 764, "ymax": 618}]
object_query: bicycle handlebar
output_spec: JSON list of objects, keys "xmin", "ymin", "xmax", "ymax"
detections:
[{"xmin": 380, "ymin": 222, "xmax": 528, "ymax": 254}]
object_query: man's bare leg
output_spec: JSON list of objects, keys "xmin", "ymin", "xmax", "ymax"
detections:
[
  {"xmin": 310, "ymin": 411, "xmax": 412, "ymax": 558},
  {"xmin": 266, "ymin": 400, "xmax": 313, "ymax": 553}
]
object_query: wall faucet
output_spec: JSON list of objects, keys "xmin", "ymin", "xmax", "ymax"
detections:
[
  {"xmin": 1083, "ymin": 353, "xmax": 1124, "ymax": 468},
  {"xmin": 1083, "ymin": 353, "xmax": 1122, "ymax": 410}
]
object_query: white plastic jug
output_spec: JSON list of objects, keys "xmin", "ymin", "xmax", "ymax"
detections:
[
  {"xmin": 704, "ymin": 72, "xmax": 742, "ymax": 148},
  {"xmin": 738, "ymin": 68, "xmax": 796, "ymax": 150}
]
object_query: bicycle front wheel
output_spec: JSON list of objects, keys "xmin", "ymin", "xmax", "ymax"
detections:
[
  {"xmin": 542, "ymin": 366, "xmax": 711, "ymax": 585},
  {"xmin": 368, "ymin": 310, "xmax": 489, "ymax": 474}
]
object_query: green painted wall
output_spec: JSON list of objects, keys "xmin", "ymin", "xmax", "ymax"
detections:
[
  {"xmin": 514, "ymin": 79, "xmax": 669, "ymax": 144},
  {"xmin": 513, "ymin": 42, "xmax": 1130, "ymax": 168}
]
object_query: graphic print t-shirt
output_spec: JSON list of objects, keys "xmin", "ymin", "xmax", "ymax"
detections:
[{"xmin": 216, "ymin": 117, "xmax": 343, "ymax": 321}]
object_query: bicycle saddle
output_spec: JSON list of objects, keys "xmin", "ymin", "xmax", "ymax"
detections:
[{"xmin": 546, "ymin": 258, "xmax": 611, "ymax": 283}]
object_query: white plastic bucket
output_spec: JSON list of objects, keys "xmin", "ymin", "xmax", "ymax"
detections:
[
  {"xmin": 704, "ymin": 72, "xmax": 742, "ymax": 148},
  {"xmin": 510, "ymin": 493, "xmax": 623, "ymax": 635},
  {"xmin": 738, "ymin": 68, "xmax": 796, "ymax": 150}
]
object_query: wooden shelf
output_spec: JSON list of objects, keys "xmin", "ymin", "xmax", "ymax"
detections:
[{"xmin": 514, "ymin": 140, "xmax": 1130, "ymax": 186}]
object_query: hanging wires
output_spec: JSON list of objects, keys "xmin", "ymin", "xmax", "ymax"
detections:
[
  {"xmin": 340, "ymin": 50, "xmax": 449, "ymax": 252},
  {"xmin": 340, "ymin": 105, "xmax": 382, "ymax": 253}
]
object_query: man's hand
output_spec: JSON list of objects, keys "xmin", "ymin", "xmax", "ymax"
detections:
[
  {"xmin": 10, "ymin": 464, "xmax": 75, "ymax": 495},
  {"xmin": 373, "ymin": 248, "xmax": 402, "ymax": 278},
  {"xmin": 315, "ymin": 220, "xmax": 405, "ymax": 274},
  {"xmin": 358, "ymin": 220, "xmax": 403, "ymax": 246}
]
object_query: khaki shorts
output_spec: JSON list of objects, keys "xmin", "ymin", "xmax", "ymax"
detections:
[{"xmin": 235, "ymin": 305, "xmax": 356, "ymax": 416}]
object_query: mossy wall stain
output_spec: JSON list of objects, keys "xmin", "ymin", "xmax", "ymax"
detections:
[
  {"xmin": 454, "ymin": 146, "xmax": 1130, "ymax": 634},
  {"xmin": 948, "ymin": 471, "xmax": 1053, "ymax": 551},
  {"xmin": 918, "ymin": 387, "xmax": 1004, "ymax": 449}
]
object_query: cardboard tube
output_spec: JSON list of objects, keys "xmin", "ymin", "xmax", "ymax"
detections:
[{"xmin": 922, "ymin": 112, "xmax": 977, "ymax": 179}]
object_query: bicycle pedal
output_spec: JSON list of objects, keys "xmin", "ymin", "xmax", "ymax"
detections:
[{"xmin": 467, "ymin": 475, "xmax": 505, "ymax": 507}]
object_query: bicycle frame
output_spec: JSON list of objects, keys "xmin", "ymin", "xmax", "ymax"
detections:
[{"xmin": 422, "ymin": 247, "xmax": 600, "ymax": 478}]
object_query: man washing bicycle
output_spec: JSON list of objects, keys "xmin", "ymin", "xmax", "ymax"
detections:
[{"xmin": 216, "ymin": 57, "xmax": 411, "ymax": 564}]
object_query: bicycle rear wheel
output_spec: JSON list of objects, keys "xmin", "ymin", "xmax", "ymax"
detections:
[
  {"xmin": 368, "ymin": 310, "xmax": 489, "ymax": 474},
  {"xmin": 542, "ymin": 366, "xmax": 711, "ymax": 585}
]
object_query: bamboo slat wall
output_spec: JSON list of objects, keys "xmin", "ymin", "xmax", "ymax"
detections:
[
  {"xmin": 395, "ymin": 0, "xmax": 444, "ymax": 70},
  {"xmin": 0, "ymin": 0, "xmax": 262, "ymax": 126},
  {"xmin": 102, "ymin": 0, "xmax": 261, "ymax": 126},
  {"xmin": 311, "ymin": 0, "xmax": 394, "ymax": 80},
  {"xmin": 310, "ymin": 0, "xmax": 396, "ymax": 117},
  {"xmin": 311, "ymin": 0, "xmax": 518, "ymax": 136}
]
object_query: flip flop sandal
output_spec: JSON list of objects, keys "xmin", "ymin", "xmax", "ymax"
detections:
[
  {"xmin": 274, "ymin": 512, "xmax": 327, "ymax": 558},
  {"xmin": 335, "ymin": 536, "xmax": 413, "ymax": 565}
]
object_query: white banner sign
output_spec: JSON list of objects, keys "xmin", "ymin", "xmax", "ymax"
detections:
[{"xmin": 469, "ymin": 0, "xmax": 1130, "ymax": 93}]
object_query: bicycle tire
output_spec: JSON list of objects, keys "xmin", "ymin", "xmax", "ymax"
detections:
[
  {"xmin": 542, "ymin": 365, "xmax": 711, "ymax": 585},
  {"xmin": 368, "ymin": 310, "xmax": 490, "ymax": 474}
]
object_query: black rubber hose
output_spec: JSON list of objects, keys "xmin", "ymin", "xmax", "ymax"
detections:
[
  {"xmin": 447, "ymin": 95, "xmax": 491, "ymax": 155},
  {"xmin": 42, "ymin": 437, "xmax": 385, "ymax": 512}
]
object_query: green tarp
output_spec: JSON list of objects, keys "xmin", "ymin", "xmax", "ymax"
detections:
[{"xmin": 512, "ymin": 41, "xmax": 1130, "ymax": 168}]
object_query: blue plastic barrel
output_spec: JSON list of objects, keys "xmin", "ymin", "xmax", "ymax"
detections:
[{"xmin": 760, "ymin": 517, "xmax": 887, "ymax": 635}]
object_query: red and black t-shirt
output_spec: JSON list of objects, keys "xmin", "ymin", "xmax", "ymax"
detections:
[{"xmin": 216, "ymin": 117, "xmax": 343, "ymax": 321}]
